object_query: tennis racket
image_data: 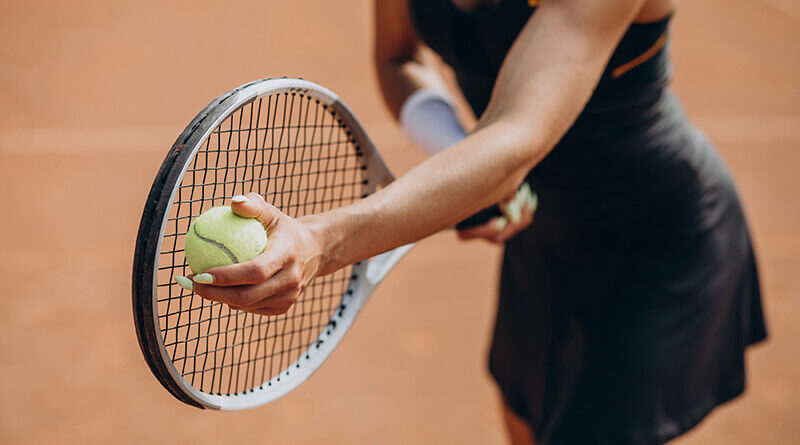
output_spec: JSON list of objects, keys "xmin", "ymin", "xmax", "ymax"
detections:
[{"xmin": 132, "ymin": 77, "xmax": 517, "ymax": 410}]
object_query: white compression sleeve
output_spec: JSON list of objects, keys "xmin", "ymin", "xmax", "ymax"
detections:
[{"xmin": 399, "ymin": 89, "xmax": 467, "ymax": 155}]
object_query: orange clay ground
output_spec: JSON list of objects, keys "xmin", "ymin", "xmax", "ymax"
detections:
[{"xmin": 0, "ymin": 0, "xmax": 798, "ymax": 443}]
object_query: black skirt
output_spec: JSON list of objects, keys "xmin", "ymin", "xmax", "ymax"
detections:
[
  {"xmin": 405, "ymin": 2, "xmax": 767, "ymax": 442},
  {"xmin": 488, "ymin": 90, "xmax": 767, "ymax": 444}
]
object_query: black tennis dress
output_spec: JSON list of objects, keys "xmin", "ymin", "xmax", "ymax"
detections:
[{"xmin": 408, "ymin": 1, "xmax": 767, "ymax": 443}]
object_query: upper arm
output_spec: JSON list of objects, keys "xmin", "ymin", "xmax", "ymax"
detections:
[
  {"xmin": 479, "ymin": 0, "xmax": 646, "ymax": 157},
  {"xmin": 373, "ymin": 0, "xmax": 421, "ymax": 63}
]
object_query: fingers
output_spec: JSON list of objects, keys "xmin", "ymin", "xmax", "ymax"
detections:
[
  {"xmin": 499, "ymin": 182, "xmax": 537, "ymax": 223},
  {"xmin": 181, "ymin": 281, "xmax": 298, "ymax": 316},
  {"xmin": 493, "ymin": 203, "xmax": 534, "ymax": 243},
  {"xmin": 457, "ymin": 211, "xmax": 529, "ymax": 243},
  {"xmin": 243, "ymin": 290, "xmax": 299, "ymax": 316},
  {"xmin": 181, "ymin": 195, "xmax": 289, "ymax": 287},
  {"xmin": 230, "ymin": 193, "xmax": 283, "ymax": 233},
  {"xmin": 180, "ymin": 194, "xmax": 290, "ymax": 288},
  {"xmin": 174, "ymin": 194, "xmax": 306, "ymax": 316},
  {"xmin": 500, "ymin": 195, "xmax": 523, "ymax": 224},
  {"xmin": 192, "ymin": 266, "xmax": 303, "ymax": 310},
  {"xmin": 519, "ymin": 182, "xmax": 538, "ymax": 213},
  {"xmin": 457, "ymin": 217, "xmax": 509, "ymax": 241},
  {"xmin": 457, "ymin": 182, "xmax": 537, "ymax": 244},
  {"xmin": 195, "ymin": 239, "xmax": 293, "ymax": 286}
]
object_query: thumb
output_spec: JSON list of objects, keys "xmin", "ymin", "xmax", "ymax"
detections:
[{"xmin": 230, "ymin": 193, "xmax": 283, "ymax": 232}]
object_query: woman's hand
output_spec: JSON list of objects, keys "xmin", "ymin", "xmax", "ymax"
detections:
[
  {"xmin": 179, "ymin": 193, "xmax": 324, "ymax": 316},
  {"xmin": 457, "ymin": 183, "xmax": 537, "ymax": 244}
]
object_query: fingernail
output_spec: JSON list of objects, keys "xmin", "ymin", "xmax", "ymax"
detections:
[
  {"xmin": 514, "ymin": 190, "xmax": 528, "ymax": 210},
  {"xmin": 176, "ymin": 276, "xmax": 193, "ymax": 291},
  {"xmin": 231, "ymin": 195, "xmax": 248, "ymax": 204},
  {"xmin": 503, "ymin": 199, "xmax": 522, "ymax": 224},
  {"xmin": 520, "ymin": 182, "xmax": 532, "ymax": 198},
  {"xmin": 495, "ymin": 216, "xmax": 508, "ymax": 231},
  {"xmin": 193, "ymin": 273, "xmax": 214, "ymax": 284}
]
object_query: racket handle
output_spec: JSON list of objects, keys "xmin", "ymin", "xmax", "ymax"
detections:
[{"xmin": 455, "ymin": 205, "xmax": 503, "ymax": 230}]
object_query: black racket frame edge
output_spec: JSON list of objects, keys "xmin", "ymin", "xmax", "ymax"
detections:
[{"xmin": 131, "ymin": 84, "xmax": 253, "ymax": 409}]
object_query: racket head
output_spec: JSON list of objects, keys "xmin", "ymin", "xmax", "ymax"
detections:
[{"xmin": 132, "ymin": 78, "xmax": 394, "ymax": 410}]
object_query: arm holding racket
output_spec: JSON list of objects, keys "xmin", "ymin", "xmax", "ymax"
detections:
[
  {"xmin": 195, "ymin": 0, "xmax": 644, "ymax": 306},
  {"xmin": 136, "ymin": 0, "xmax": 648, "ymax": 410},
  {"xmin": 311, "ymin": 0, "xmax": 645, "ymax": 272}
]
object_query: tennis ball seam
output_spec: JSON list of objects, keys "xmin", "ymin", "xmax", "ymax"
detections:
[{"xmin": 191, "ymin": 225, "xmax": 240, "ymax": 264}]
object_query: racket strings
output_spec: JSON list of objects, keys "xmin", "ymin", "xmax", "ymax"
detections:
[{"xmin": 157, "ymin": 92, "xmax": 365, "ymax": 395}]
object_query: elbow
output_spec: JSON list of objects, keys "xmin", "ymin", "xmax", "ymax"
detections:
[{"xmin": 481, "ymin": 117, "xmax": 550, "ymax": 176}]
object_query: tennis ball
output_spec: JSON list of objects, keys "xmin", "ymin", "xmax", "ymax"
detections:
[{"xmin": 184, "ymin": 206, "xmax": 268, "ymax": 274}]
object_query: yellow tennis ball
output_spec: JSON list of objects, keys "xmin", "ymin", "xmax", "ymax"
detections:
[{"xmin": 184, "ymin": 206, "xmax": 268, "ymax": 274}]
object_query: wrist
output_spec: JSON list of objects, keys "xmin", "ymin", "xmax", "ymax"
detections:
[{"xmin": 299, "ymin": 213, "xmax": 343, "ymax": 277}]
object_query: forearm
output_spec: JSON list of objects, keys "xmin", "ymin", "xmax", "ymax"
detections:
[
  {"xmin": 308, "ymin": 0, "xmax": 646, "ymax": 275},
  {"xmin": 190, "ymin": 0, "xmax": 652, "ymax": 317},
  {"xmin": 305, "ymin": 119, "xmax": 542, "ymax": 275}
]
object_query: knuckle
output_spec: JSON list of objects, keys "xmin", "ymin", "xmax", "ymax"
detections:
[
  {"xmin": 250, "ymin": 263, "xmax": 271, "ymax": 282},
  {"xmin": 285, "ymin": 273, "xmax": 302, "ymax": 290},
  {"xmin": 283, "ymin": 249, "xmax": 297, "ymax": 264}
]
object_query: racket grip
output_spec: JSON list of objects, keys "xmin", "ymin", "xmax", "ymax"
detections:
[{"xmin": 455, "ymin": 205, "xmax": 504, "ymax": 230}]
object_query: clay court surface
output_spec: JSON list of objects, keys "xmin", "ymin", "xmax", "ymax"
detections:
[{"xmin": 1, "ymin": 0, "xmax": 798, "ymax": 443}]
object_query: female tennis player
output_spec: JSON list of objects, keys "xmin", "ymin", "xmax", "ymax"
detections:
[{"xmin": 185, "ymin": 0, "xmax": 767, "ymax": 442}]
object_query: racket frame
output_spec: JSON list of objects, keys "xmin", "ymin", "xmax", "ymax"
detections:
[{"xmin": 133, "ymin": 78, "xmax": 411, "ymax": 410}]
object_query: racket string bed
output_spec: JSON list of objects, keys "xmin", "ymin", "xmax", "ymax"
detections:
[{"xmin": 156, "ymin": 91, "xmax": 362, "ymax": 396}]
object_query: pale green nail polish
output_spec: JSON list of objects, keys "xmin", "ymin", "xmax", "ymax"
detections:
[
  {"xmin": 193, "ymin": 273, "xmax": 214, "ymax": 284},
  {"xmin": 176, "ymin": 276, "xmax": 193, "ymax": 291},
  {"xmin": 503, "ymin": 199, "xmax": 522, "ymax": 224},
  {"xmin": 231, "ymin": 195, "xmax": 248, "ymax": 203},
  {"xmin": 520, "ymin": 182, "xmax": 532, "ymax": 198},
  {"xmin": 495, "ymin": 217, "xmax": 508, "ymax": 231}
]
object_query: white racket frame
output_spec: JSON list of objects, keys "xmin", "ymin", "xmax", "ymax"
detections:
[{"xmin": 148, "ymin": 78, "xmax": 412, "ymax": 410}]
